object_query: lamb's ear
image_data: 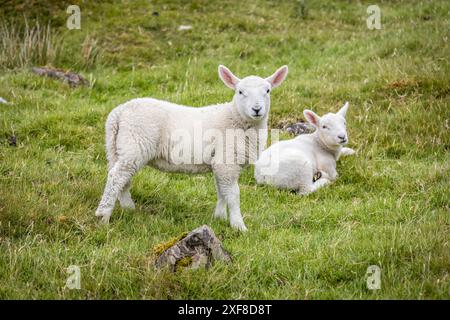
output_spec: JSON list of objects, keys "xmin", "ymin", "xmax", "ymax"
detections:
[
  {"xmin": 303, "ymin": 109, "xmax": 321, "ymax": 128},
  {"xmin": 218, "ymin": 65, "xmax": 240, "ymax": 90},
  {"xmin": 265, "ymin": 65, "xmax": 288, "ymax": 89},
  {"xmin": 337, "ymin": 101, "xmax": 349, "ymax": 118}
]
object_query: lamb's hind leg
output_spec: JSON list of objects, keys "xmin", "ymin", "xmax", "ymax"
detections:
[
  {"xmin": 96, "ymin": 153, "xmax": 149, "ymax": 222},
  {"xmin": 96, "ymin": 160, "xmax": 138, "ymax": 223},
  {"xmin": 296, "ymin": 163, "xmax": 332, "ymax": 195},
  {"xmin": 298, "ymin": 177, "xmax": 331, "ymax": 195},
  {"xmin": 96, "ymin": 121, "xmax": 158, "ymax": 223},
  {"xmin": 311, "ymin": 177, "xmax": 331, "ymax": 192},
  {"xmin": 118, "ymin": 181, "xmax": 135, "ymax": 210}
]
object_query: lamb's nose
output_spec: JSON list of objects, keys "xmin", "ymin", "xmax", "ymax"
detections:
[
  {"xmin": 338, "ymin": 135, "xmax": 346, "ymax": 140},
  {"xmin": 252, "ymin": 107, "xmax": 261, "ymax": 115}
]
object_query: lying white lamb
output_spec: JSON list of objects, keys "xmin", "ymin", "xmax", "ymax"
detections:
[
  {"xmin": 254, "ymin": 102, "xmax": 355, "ymax": 194},
  {"xmin": 95, "ymin": 65, "xmax": 288, "ymax": 231}
]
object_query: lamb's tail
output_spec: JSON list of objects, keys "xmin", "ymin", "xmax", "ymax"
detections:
[{"xmin": 105, "ymin": 108, "xmax": 121, "ymax": 171}]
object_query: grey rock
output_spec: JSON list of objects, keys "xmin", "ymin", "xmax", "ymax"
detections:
[
  {"xmin": 283, "ymin": 121, "xmax": 315, "ymax": 136},
  {"xmin": 155, "ymin": 225, "xmax": 232, "ymax": 271},
  {"xmin": 32, "ymin": 67, "xmax": 87, "ymax": 87}
]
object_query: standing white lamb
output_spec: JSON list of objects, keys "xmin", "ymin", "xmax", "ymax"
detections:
[
  {"xmin": 254, "ymin": 102, "xmax": 355, "ymax": 194},
  {"xmin": 95, "ymin": 65, "xmax": 288, "ymax": 231}
]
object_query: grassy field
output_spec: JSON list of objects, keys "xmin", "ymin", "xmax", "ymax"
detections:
[{"xmin": 0, "ymin": 0, "xmax": 449, "ymax": 299}]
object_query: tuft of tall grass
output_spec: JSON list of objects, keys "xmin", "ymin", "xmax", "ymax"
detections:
[
  {"xmin": 81, "ymin": 35, "xmax": 102, "ymax": 70},
  {"xmin": 0, "ymin": 20, "xmax": 63, "ymax": 70}
]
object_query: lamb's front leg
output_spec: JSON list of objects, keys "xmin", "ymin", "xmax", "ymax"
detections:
[
  {"xmin": 213, "ymin": 177, "xmax": 227, "ymax": 221},
  {"xmin": 227, "ymin": 181, "xmax": 247, "ymax": 231},
  {"xmin": 213, "ymin": 165, "xmax": 247, "ymax": 232},
  {"xmin": 339, "ymin": 147, "xmax": 356, "ymax": 158}
]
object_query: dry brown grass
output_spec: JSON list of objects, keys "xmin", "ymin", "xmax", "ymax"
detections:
[{"xmin": 0, "ymin": 20, "xmax": 63, "ymax": 69}]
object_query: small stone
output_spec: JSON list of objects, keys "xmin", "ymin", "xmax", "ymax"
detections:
[
  {"xmin": 178, "ymin": 25, "xmax": 193, "ymax": 31},
  {"xmin": 8, "ymin": 135, "xmax": 16, "ymax": 147}
]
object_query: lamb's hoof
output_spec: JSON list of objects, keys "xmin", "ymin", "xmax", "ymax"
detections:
[
  {"xmin": 95, "ymin": 209, "xmax": 111, "ymax": 224},
  {"xmin": 230, "ymin": 220, "xmax": 248, "ymax": 232},
  {"xmin": 120, "ymin": 201, "xmax": 135, "ymax": 210},
  {"xmin": 297, "ymin": 190, "xmax": 311, "ymax": 196},
  {"xmin": 119, "ymin": 194, "xmax": 136, "ymax": 210},
  {"xmin": 342, "ymin": 148, "xmax": 356, "ymax": 156},
  {"xmin": 214, "ymin": 210, "xmax": 228, "ymax": 221}
]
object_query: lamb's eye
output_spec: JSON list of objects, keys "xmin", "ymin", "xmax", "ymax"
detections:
[
  {"xmin": 266, "ymin": 89, "xmax": 270, "ymax": 94},
  {"xmin": 322, "ymin": 125, "xmax": 328, "ymax": 129},
  {"xmin": 238, "ymin": 90, "xmax": 243, "ymax": 95}
]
